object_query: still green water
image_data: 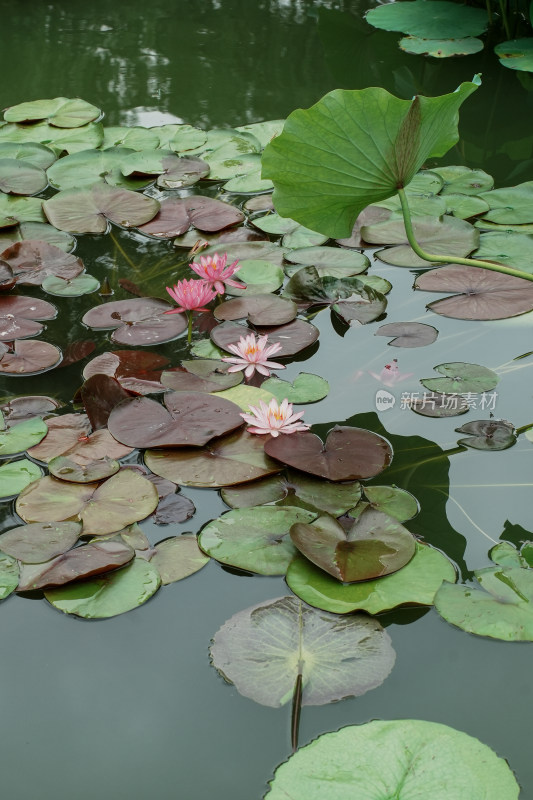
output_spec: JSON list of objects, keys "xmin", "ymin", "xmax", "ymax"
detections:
[{"xmin": 1, "ymin": 1, "xmax": 532, "ymax": 798}]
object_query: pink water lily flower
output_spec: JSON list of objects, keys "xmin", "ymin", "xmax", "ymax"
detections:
[
  {"xmin": 369, "ymin": 359, "xmax": 414, "ymax": 387},
  {"xmin": 189, "ymin": 252, "xmax": 245, "ymax": 294},
  {"xmin": 222, "ymin": 333, "xmax": 285, "ymax": 378},
  {"xmin": 165, "ymin": 278, "xmax": 218, "ymax": 313},
  {"xmin": 241, "ymin": 398, "xmax": 310, "ymax": 437}
]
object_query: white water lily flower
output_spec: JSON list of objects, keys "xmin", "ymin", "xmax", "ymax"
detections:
[
  {"xmin": 240, "ymin": 398, "xmax": 310, "ymax": 437},
  {"xmin": 222, "ymin": 333, "xmax": 285, "ymax": 378}
]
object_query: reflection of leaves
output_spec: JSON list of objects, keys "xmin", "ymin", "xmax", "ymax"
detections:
[{"xmin": 210, "ymin": 596, "xmax": 395, "ymax": 707}]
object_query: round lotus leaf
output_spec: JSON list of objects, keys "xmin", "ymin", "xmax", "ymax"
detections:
[
  {"xmin": 0, "ymin": 222, "xmax": 75, "ymax": 252},
  {"xmin": 435, "ymin": 565, "xmax": 533, "ymax": 641},
  {"xmin": 455, "ymin": 419, "xmax": 516, "ymax": 450},
  {"xmin": 0, "ymin": 121, "xmax": 104, "ymax": 154},
  {"xmin": 261, "ymin": 373, "xmax": 329, "ymax": 404},
  {"xmin": 286, "ymin": 541, "xmax": 456, "ymax": 614},
  {"xmin": 48, "ymin": 455, "xmax": 120, "ymax": 483},
  {"xmin": 145, "ymin": 428, "xmax": 283, "ymax": 488},
  {"xmin": 0, "ymin": 158, "xmax": 47, "ymax": 196},
  {"xmin": 479, "ymin": 181, "xmax": 533, "ymax": 225},
  {"xmin": 149, "ymin": 535, "xmax": 209, "ymax": 585},
  {"xmin": 285, "ymin": 245, "xmax": 370, "ymax": 273},
  {"xmin": 0, "ymin": 194, "xmax": 45, "ymax": 228},
  {"xmin": 199, "ymin": 506, "xmax": 317, "ymax": 575},
  {"xmin": 4, "ymin": 97, "xmax": 101, "ymax": 128},
  {"xmin": 0, "ymin": 458, "xmax": 42, "ymax": 499},
  {"xmin": 495, "ymin": 38, "xmax": 533, "ymax": 72},
  {"xmin": 366, "ymin": 215, "xmax": 479, "ymax": 267},
  {"xmin": 0, "ymin": 417, "xmax": 48, "ymax": 456},
  {"xmin": 102, "ymin": 126, "xmax": 160, "ymax": 150},
  {"xmin": 45, "ymin": 557, "xmax": 161, "ymax": 619},
  {"xmin": 0, "ymin": 521, "xmax": 81, "ymax": 563},
  {"xmin": 472, "ymin": 231, "xmax": 533, "ymax": 272},
  {"xmin": 357, "ymin": 485, "xmax": 419, "ymax": 522},
  {"xmin": 229, "ymin": 260, "xmax": 284, "ymax": 296},
  {"xmin": 0, "ymin": 552, "xmax": 19, "ymax": 600},
  {"xmin": 375, "ymin": 321, "xmax": 438, "ymax": 348},
  {"xmin": 399, "ymin": 35, "xmax": 483, "ymax": 57},
  {"xmin": 236, "ymin": 119, "xmax": 285, "ymax": 147},
  {"xmin": 210, "ymin": 596, "xmax": 395, "ymax": 707},
  {"xmin": 431, "ymin": 165, "xmax": 494, "ymax": 195},
  {"xmin": 0, "ymin": 142, "xmax": 56, "ymax": 170},
  {"xmin": 365, "ymin": 1, "xmax": 488, "ymax": 38},
  {"xmin": 265, "ymin": 719, "xmax": 519, "ymax": 799},
  {"xmin": 0, "ymin": 339, "xmax": 62, "ymax": 376},
  {"xmin": 443, "ymin": 193, "xmax": 489, "ymax": 219},
  {"xmin": 41, "ymin": 273, "xmax": 99, "ymax": 296},
  {"xmin": 420, "ymin": 362, "xmax": 499, "ymax": 393}
]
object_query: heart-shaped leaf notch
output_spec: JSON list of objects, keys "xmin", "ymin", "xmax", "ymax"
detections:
[
  {"xmin": 290, "ymin": 509, "xmax": 416, "ymax": 583},
  {"xmin": 264, "ymin": 425, "xmax": 392, "ymax": 482}
]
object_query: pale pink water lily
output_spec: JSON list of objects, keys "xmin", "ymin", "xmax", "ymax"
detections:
[
  {"xmin": 222, "ymin": 333, "xmax": 285, "ymax": 378},
  {"xmin": 241, "ymin": 398, "xmax": 310, "ymax": 437},
  {"xmin": 369, "ymin": 359, "xmax": 413, "ymax": 387},
  {"xmin": 165, "ymin": 278, "xmax": 218, "ymax": 313},
  {"xmin": 189, "ymin": 252, "xmax": 245, "ymax": 294}
]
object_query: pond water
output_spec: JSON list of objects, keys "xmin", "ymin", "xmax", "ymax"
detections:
[{"xmin": 1, "ymin": 1, "xmax": 533, "ymax": 798}]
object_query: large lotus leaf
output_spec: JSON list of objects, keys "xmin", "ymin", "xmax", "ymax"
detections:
[
  {"xmin": 149, "ymin": 535, "xmax": 209, "ymax": 585},
  {"xmin": 204, "ymin": 151, "xmax": 262, "ymax": 181},
  {"xmin": 479, "ymin": 181, "xmax": 533, "ymax": 225},
  {"xmin": 415, "ymin": 263, "xmax": 533, "ymax": 320},
  {"xmin": 160, "ymin": 360, "xmax": 242, "ymax": 393},
  {"xmin": 82, "ymin": 297, "xmax": 186, "ymax": 345},
  {"xmin": 471, "ymin": 231, "xmax": 533, "ymax": 272},
  {"xmin": 351, "ymin": 485, "xmax": 419, "ymax": 522},
  {"xmin": 0, "ymin": 221, "xmax": 75, "ymax": 252},
  {"xmin": 0, "ymin": 521, "xmax": 81, "ymax": 563},
  {"xmin": 430, "ymin": 165, "xmax": 494, "ymax": 195},
  {"xmin": 45, "ymin": 557, "xmax": 161, "ymax": 619},
  {"xmin": 286, "ymin": 541, "xmax": 456, "ymax": 614},
  {"xmin": 199, "ymin": 506, "xmax": 317, "ymax": 575},
  {"xmin": 0, "ymin": 121, "xmax": 104, "ymax": 154},
  {"xmin": 364, "ymin": 215, "xmax": 479, "ymax": 267},
  {"xmin": 83, "ymin": 349, "xmax": 169, "ymax": 395},
  {"xmin": 261, "ymin": 373, "xmax": 329, "ymax": 404},
  {"xmin": 17, "ymin": 539, "xmax": 134, "ymax": 591},
  {"xmin": 120, "ymin": 150, "xmax": 210, "ymax": 189},
  {"xmin": 42, "ymin": 274, "xmax": 99, "ymax": 296},
  {"xmin": 435, "ymin": 566, "xmax": 533, "ymax": 641},
  {"xmin": 0, "ymin": 241, "xmax": 84, "ymax": 285},
  {"xmin": 0, "ymin": 142, "xmax": 56, "ymax": 170},
  {"xmin": 214, "ymin": 294, "xmax": 297, "ymax": 325},
  {"xmin": 49, "ymin": 455, "xmax": 120, "ymax": 483},
  {"xmin": 144, "ymin": 427, "xmax": 283, "ymax": 487},
  {"xmin": 0, "ymin": 458, "xmax": 42, "ymax": 498},
  {"xmin": 291, "ymin": 509, "xmax": 415, "ymax": 582},
  {"xmin": 0, "ymin": 295, "xmax": 57, "ymax": 339},
  {"xmin": 420, "ymin": 362, "xmax": 499, "ymax": 393},
  {"xmin": 455, "ymin": 419, "xmax": 516, "ymax": 450},
  {"xmin": 0, "ymin": 552, "xmax": 19, "ymax": 600},
  {"xmin": 264, "ymin": 425, "xmax": 392, "ymax": 481},
  {"xmin": 108, "ymin": 393, "xmax": 244, "ymax": 448},
  {"xmin": 0, "ymin": 159, "xmax": 47, "ymax": 195},
  {"xmin": 213, "ymin": 384, "xmax": 277, "ymax": 412},
  {"xmin": 0, "ymin": 416, "xmax": 48, "ymax": 455},
  {"xmin": 236, "ymin": 119, "xmax": 285, "ymax": 147},
  {"xmin": 17, "ymin": 470, "xmax": 159, "ymax": 535},
  {"xmin": 43, "ymin": 183, "xmax": 160, "ymax": 234},
  {"xmin": 0, "ymin": 339, "xmax": 62, "ymax": 375},
  {"xmin": 4, "ymin": 97, "xmax": 101, "ymax": 128},
  {"xmin": 375, "ymin": 321, "xmax": 438, "ymax": 347},
  {"xmin": 46, "ymin": 148, "xmax": 151, "ymax": 191},
  {"xmin": 212, "ymin": 319, "xmax": 319, "ymax": 357},
  {"xmin": 399, "ymin": 36, "xmax": 484, "ymax": 57},
  {"xmin": 261, "ymin": 79, "xmax": 480, "ymax": 238},
  {"xmin": 284, "ymin": 246, "xmax": 370, "ymax": 275},
  {"xmin": 265, "ymin": 720, "xmax": 519, "ymax": 799},
  {"xmin": 495, "ymin": 38, "xmax": 533, "ymax": 72},
  {"xmin": 366, "ymin": 0, "xmax": 487, "ymax": 37},
  {"xmin": 194, "ymin": 240, "xmax": 287, "ymax": 266},
  {"xmin": 102, "ymin": 126, "xmax": 160, "ymax": 150},
  {"xmin": 444, "ymin": 193, "xmax": 490, "ymax": 220},
  {"xmin": 210, "ymin": 596, "xmax": 395, "ymax": 708},
  {"xmin": 0, "ymin": 195, "xmax": 45, "ymax": 228}
]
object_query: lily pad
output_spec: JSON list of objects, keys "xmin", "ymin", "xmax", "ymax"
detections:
[
  {"xmin": 160, "ymin": 360, "xmax": 242, "ymax": 393},
  {"xmin": 420, "ymin": 362, "xmax": 499, "ymax": 393},
  {"xmin": 284, "ymin": 246, "xmax": 370, "ymax": 273},
  {"xmin": 365, "ymin": 1, "xmax": 487, "ymax": 38},
  {"xmin": 152, "ymin": 492, "xmax": 196, "ymax": 525},
  {"xmin": 229, "ymin": 260, "xmax": 284, "ymax": 296},
  {"xmin": 149, "ymin": 535, "xmax": 209, "ymax": 585},
  {"xmin": 46, "ymin": 148, "xmax": 152, "ymax": 192},
  {"xmin": 455, "ymin": 419, "xmax": 516, "ymax": 450},
  {"xmin": 471, "ymin": 231, "xmax": 533, "ymax": 272},
  {"xmin": 264, "ymin": 425, "xmax": 392, "ymax": 481},
  {"xmin": 82, "ymin": 297, "xmax": 187, "ymax": 345},
  {"xmin": 4, "ymin": 97, "xmax": 101, "ymax": 128},
  {"xmin": 102, "ymin": 126, "xmax": 160, "ymax": 150},
  {"xmin": 0, "ymin": 158, "xmax": 47, "ymax": 195},
  {"xmin": 0, "ymin": 521, "xmax": 81, "ymax": 563},
  {"xmin": 0, "ymin": 552, "xmax": 19, "ymax": 600},
  {"xmin": 409, "ymin": 392, "xmax": 469, "ymax": 417},
  {"xmin": 435, "ymin": 565, "xmax": 533, "ymax": 640},
  {"xmin": 444, "ymin": 193, "xmax": 490, "ymax": 219},
  {"xmin": 351, "ymin": 485, "xmax": 419, "ymax": 522},
  {"xmin": 213, "ymin": 384, "xmax": 277, "ymax": 411},
  {"xmin": 286, "ymin": 541, "xmax": 456, "ymax": 614},
  {"xmin": 260, "ymin": 373, "xmax": 329, "ymax": 404},
  {"xmin": 224, "ymin": 170, "xmax": 273, "ymax": 193},
  {"xmin": 144, "ymin": 427, "xmax": 283, "ymax": 488},
  {"xmin": 0, "ymin": 295, "xmax": 57, "ymax": 340},
  {"xmin": 375, "ymin": 321, "xmax": 438, "ymax": 347},
  {"xmin": 495, "ymin": 38, "xmax": 533, "ymax": 72},
  {"xmin": 479, "ymin": 181, "xmax": 533, "ymax": 225},
  {"xmin": 83, "ymin": 349, "xmax": 170, "ymax": 395},
  {"xmin": 214, "ymin": 294, "xmax": 297, "ymax": 325},
  {"xmin": 0, "ymin": 416, "xmax": 48, "ymax": 456},
  {"xmin": 182, "ymin": 195, "xmax": 245, "ymax": 232},
  {"xmin": 120, "ymin": 150, "xmax": 210, "ymax": 189},
  {"xmin": 48, "ymin": 455, "xmax": 120, "ymax": 483},
  {"xmin": 415, "ymin": 264, "xmax": 533, "ymax": 320},
  {"xmin": 265, "ymin": 720, "xmax": 519, "ymax": 799},
  {"xmin": 291, "ymin": 509, "xmax": 415, "ymax": 582},
  {"xmin": 199, "ymin": 506, "xmax": 317, "ymax": 575},
  {"xmin": 0, "ymin": 339, "xmax": 62, "ymax": 375},
  {"xmin": 0, "ymin": 194, "xmax": 45, "ymax": 228},
  {"xmin": 399, "ymin": 36, "xmax": 484, "ymax": 57},
  {"xmin": 0, "ymin": 241, "xmax": 84, "ymax": 285},
  {"xmin": 194, "ymin": 240, "xmax": 286, "ymax": 266},
  {"xmin": 166, "ymin": 124, "xmax": 208, "ymax": 153},
  {"xmin": 236, "ymin": 120, "xmax": 285, "ymax": 147},
  {"xmin": 0, "ymin": 458, "xmax": 43, "ymax": 498},
  {"xmin": 210, "ymin": 596, "xmax": 395, "ymax": 707},
  {"xmin": 211, "ymin": 319, "xmax": 319, "ymax": 357},
  {"xmin": 45, "ymin": 557, "xmax": 161, "ymax": 619},
  {"xmin": 0, "ymin": 142, "xmax": 56, "ymax": 170},
  {"xmin": 204, "ymin": 151, "xmax": 262, "ymax": 181},
  {"xmin": 0, "ymin": 221, "xmax": 75, "ymax": 252},
  {"xmin": 42, "ymin": 274, "xmax": 99, "ymax": 296},
  {"xmin": 430, "ymin": 165, "xmax": 494, "ymax": 195},
  {"xmin": 0, "ymin": 121, "xmax": 104, "ymax": 155}
]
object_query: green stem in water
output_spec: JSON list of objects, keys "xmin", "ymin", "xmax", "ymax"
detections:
[
  {"xmin": 486, "ymin": 0, "xmax": 493, "ymax": 25},
  {"xmin": 109, "ymin": 230, "xmax": 138, "ymax": 271},
  {"xmin": 397, "ymin": 188, "xmax": 533, "ymax": 283},
  {"xmin": 187, "ymin": 311, "xmax": 193, "ymax": 343}
]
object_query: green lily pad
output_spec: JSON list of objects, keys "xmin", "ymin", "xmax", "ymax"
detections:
[
  {"xmin": 0, "ymin": 121, "xmax": 104, "ymax": 154},
  {"xmin": 435, "ymin": 566, "xmax": 533, "ymax": 641},
  {"xmin": 409, "ymin": 392, "xmax": 469, "ymax": 417},
  {"xmin": 48, "ymin": 455, "xmax": 120, "ymax": 483},
  {"xmin": 261, "ymin": 373, "xmax": 329, "ymax": 404},
  {"xmin": 480, "ymin": 181, "xmax": 533, "ymax": 225},
  {"xmin": 4, "ymin": 97, "xmax": 101, "ymax": 128},
  {"xmin": 286, "ymin": 541, "xmax": 456, "ymax": 614},
  {"xmin": 284, "ymin": 246, "xmax": 370, "ymax": 274},
  {"xmin": 41, "ymin": 273, "xmax": 99, "ymax": 296},
  {"xmin": 166, "ymin": 124, "xmax": 208, "ymax": 153},
  {"xmin": 375, "ymin": 321, "xmax": 438, "ymax": 348},
  {"xmin": 236, "ymin": 120, "xmax": 285, "ymax": 147},
  {"xmin": 214, "ymin": 294, "xmax": 297, "ymax": 325},
  {"xmin": 45, "ymin": 557, "xmax": 161, "ymax": 619},
  {"xmin": 351, "ymin": 485, "xmax": 419, "ymax": 522},
  {"xmin": 0, "ymin": 194, "xmax": 45, "ymax": 228},
  {"xmin": 265, "ymin": 720, "xmax": 519, "ymax": 799},
  {"xmin": 224, "ymin": 171, "xmax": 274, "ymax": 193},
  {"xmin": 261, "ymin": 79, "xmax": 480, "ymax": 237},
  {"xmin": 0, "ymin": 521, "xmax": 81, "ymax": 563},
  {"xmin": 47, "ymin": 147, "xmax": 152, "ymax": 191},
  {"xmin": 229, "ymin": 260, "xmax": 284, "ymax": 296},
  {"xmin": 199, "ymin": 506, "xmax": 317, "ymax": 575},
  {"xmin": 160, "ymin": 360, "xmax": 243, "ymax": 393},
  {"xmin": 0, "ymin": 159, "xmax": 47, "ymax": 195},
  {"xmin": 471, "ymin": 231, "xmax": 533, "ymax": 272},
  {"xmin": 210, "ymin": 596, "xmax": 395, "ymax": 707},
  {"xmin": 374, "ymin": 193, "xmax": 447, "ymax": 217},
  {"xmin": 420, "ymin": 362, "xmax": 499, "ymax": 393},
  {"xmin": 443, "ymin": 193, "xmax": 490, "ymax": 219},
  {"xmin": 430, "ymin": 165, "xmax": 494, "ymax": 195},
  {"xmin": 190, "ymin": 339, "xmax": 225, "ymax": 359},
  {"xmin": 495, "ymin": 38, "xmax": 533, "ymax": 72},
  {"xmin": 213, "ymin": 384, "xmax": 276, "ymax": 412},
  {"xmin": 102, "ymin": 126, "xmax": 160, "ymax": 150},
  {"xmin": 399, "ymin": 36, "xmax": 483, "ymax": 57},
  {"xmin": 0, "ymin": 222, "xmax": 75, "ymax": 252},
  {"xmin": 0, "ymin": 552, "xmax": 19, "ymax": 600},
  {"xmin": 455, "ymin": 419, "xmax": 516, "ymax": 450},
  {"xmin": 0, "ymin": 458, "xmax": 42, "ymax": 499},
  {"xmin": 204, "ymin": 151, "xmax": 262, "ymax": 181},
  {"xmin": 196, "ymin": 129, "xmax": 261, "ymax": 158},
  {"xmin": 365, "ymin": 1, "xmax": 488, "ymax": 38},
  {"xmin": 120, "ymin": 150, "xmax": 209, "ymax": 189},
  {"xmin": 490, "ymin": 541, "xmax": 533, "ymax": 568},
  {"xmin": 0, "ymin": 416, "xmax": 48, "ymax": 456},
  {"xmin": 149, "ymin": 535, "xmax": 209, "ymax": 585},
  {"xmin": 0, "ymin": 142, "xmax": 56, "ymax": 170},
  {"xmin": 195, "ymin": 240, "xmax": 287, "ymax": 266}
]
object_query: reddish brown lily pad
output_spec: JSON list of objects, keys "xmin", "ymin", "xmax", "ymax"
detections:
[
  {"xmin": 375, "ymin": 322, "xmax": 439, "ymax": 348},
  {"xmin": 149, "ymin": 535, "xmax": 209, "ymax": 584},
  {"xmin": 0, "ymin": 241, "xmax": 84, "ymax": 285},
  {"xmin": 27, "ymin": 412, "xmax": 132, "ymax": 463},
  {"xmin": 264, "ymin": 425, "xmax": 392, "ymax": 482},
  {"xmin": 409, "ymin": 392, "xmax": 469, "ymax": 417},
  {"xmin": 214, "ymin": 294, "xmax": 297, "ymax": 325},
  {"xmin": 82, "ymin": 297, "xmax": 187, "ymax": 345},
  {"xmin": 184, "ymin": 195, "xmax": 245, "ymax": 232},
  {"xmin": 58, "ymin": 339, "xmax": 96, "ymax": 368},
  {"xmin": 80, "ymin": 374, "xmax": 132, "ymax": 430},
  {"xmin": 0, "ymin": 295, "xmax": 57, "ymax": 341},
  {"xmin": 160, "ymin": 359, "xmax": 242, "ymax": 393},
  {"xmin": 0, "ymin": 394, "xmax": 60, "ymax": 425},
  {"xmin": 82, "ymin": 349, "xmax": 170, "ymax": 394},
  {"xmin": 136, "ymin": 197, "xmax": 191, "ymax": 238},
  {"xmin": 211, "ymin": 318, "xmax": 319, "ymax": 357},
  {"xmin": 0, "ymin": 521, "xmax": 82, "ymax": 563},
  {"xmin": 152, "ymin": 493, "xmax": 196, "ymax": 524},
  {"xmin": 0, "ymin": 339, "xmax": 62, "ymax": 375}
]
